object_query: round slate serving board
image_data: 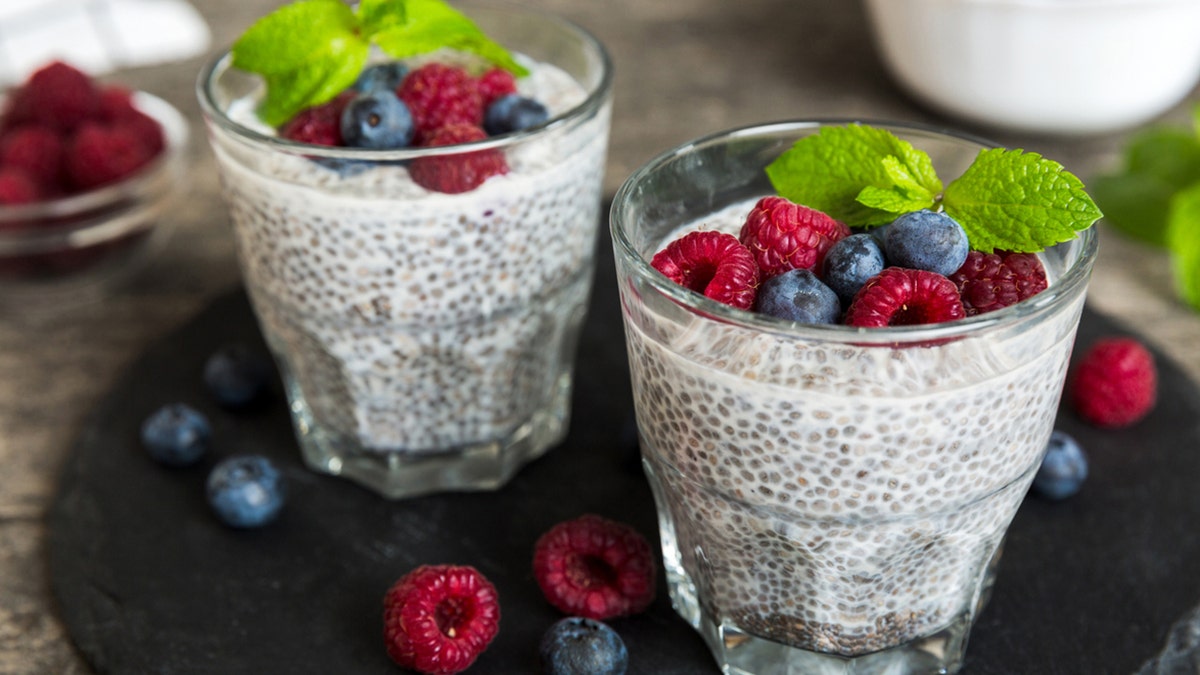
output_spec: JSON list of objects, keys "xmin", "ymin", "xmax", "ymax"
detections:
[{"xmin": 49, "ymin": 238, "xmax": 1200, "ymax": 674}]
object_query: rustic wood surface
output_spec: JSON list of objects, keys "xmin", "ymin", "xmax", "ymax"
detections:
[{"xmin": 1, "ymin": 1, "xmax": 1197, "ymax": 673}]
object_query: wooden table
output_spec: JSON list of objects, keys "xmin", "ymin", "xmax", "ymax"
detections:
[{"xmin": 2, "ymin": 1, "xmax": 1197, "ymax": 672}]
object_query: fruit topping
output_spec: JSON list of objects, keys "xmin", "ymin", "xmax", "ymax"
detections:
[
  {"xmin": 822, "ymin": 232, "xmax": 887, "ymax": 306},
  {"xmin": 339, "ymin": 90, "xmax": 415, "ymax": 149},
  {"xmin": 950, "ymin": 249, "xmax": 1048, "ymax": 316},
  {"xmin": 476, "ymin": 67, "xmax": 518, "ymax": 107},
  {"xmin": 204, "ymin": 344, "xmax": 272, "ymax": 409},
  {"xmin": 279, "ymin": 91, "xmax": 354, "ymax": 147},
  {"xmin": 539, "ymin": 617, "xmax": 630, "ymax": 675},
  {"xmin": 755, "ymin": 268, "xmax": 840, "ymax": 324},
  {"xmin": 1032, "ymin": 430, "xmax": 1088, "ymax": 500},
  {"xmin": 409, "ymin": 123, "xmax": 508, "ymax": 194},
  {"xmin": 483, "ymin": 94, "xmax": 549, "ymax": 136},
  {"xmin": 383, "ymin": 564, "xmax": 501, "ymax": 675},
  {"xmin": 205, "ymin": 455, "xmax": 286, "ymax": 528},
  {"xmin": 882, "ymin": 209, "xmax": 970, "ymax": 277},
  {"xmin": 650, "ymin": 230, "xmax": 759, "ymax": 310},
  {"xmin": 140, "ymin": 403, "xmax": 211, "ymax": 468},
  {"xmin": 532, "ymin": 514, "xmax": 657, "ymax": 620},
  {"xmin": 64, "ymin": 122, "xmax": 156, "ymax": 190},
  {"xmin": 843, "ymin": 267, "xmax": 966, "ymax": 327},
  {"xmin": 352, "ymin": 62, "xmax": 409, "ymax": 93},
  {"xmin": 398, "ymin": 63, "xmax": 485, "ymax": 142},
  {"xmin": 1069, "ymin": 337, "xmax": 1157, "ymax": 428},
  {"xmin": 738, "ymin": 196, "xmax": 850, "ymax": 277}
]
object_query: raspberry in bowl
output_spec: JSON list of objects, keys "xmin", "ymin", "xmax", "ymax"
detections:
[
  {"xmin": 0, "ymin": 61, "xmax": 187, "ymax": 311},
  {"xmin": 611, "ymin": 120, "xmax": 1099, "ymax": 674},
  {"xmin": 198, "ymin": 2, "xmax": 612, "ymax": 498}
]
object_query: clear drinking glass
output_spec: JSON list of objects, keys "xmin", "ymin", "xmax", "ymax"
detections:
[
  {"xmin": 198, "ymin": 8, "xmax": 612, "ymax": 498},
  {"xmin": 610, "ymin": 120, "xmax": 1097, "ymax": 674}
]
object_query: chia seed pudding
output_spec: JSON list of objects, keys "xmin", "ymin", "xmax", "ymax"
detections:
[
  {"xmin": 199, "ymin": 11, "xmax": 612, "ymax": 497},
  {"xmin": 612, "ymin": 122, "xmax": 1097, "ymax": 672}
]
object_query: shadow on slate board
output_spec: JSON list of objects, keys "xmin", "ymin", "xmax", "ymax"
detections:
[{"xmin": 47, "ymin": 228, "xmax": 1200, "ymax": 674}]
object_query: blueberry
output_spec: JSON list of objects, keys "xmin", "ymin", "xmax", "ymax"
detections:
[
  {"xmin": 206, "ymin": 455, "xmax": 286, "ymax": 528},
  {"xmin": 140, "ymin": 403, "xmax": 210, "ymax": 467},
  {"xmin": 883, "ymin": 209, "xmax": 969, "ymax": 276},
  {"xmin": 823, "ymin": 233, "xmax": 886, "ymax": 305},
  {"xmin": 754, "ymin": 268, "xmax": 840, "ymax": 324},
  {"xmin": 352, "ymin": 62, "xmax": 408, "ymax": 93},
  {"xmin": 483, "ymin": 94, "xmax": 549, "ymax": 136},
  {"xmin": 539, "ymin": 617, "xmax": 629, "ymax": 675},
  {"xmin": 340, "ymin": 91, "xmax": 414, "ymax": 149},
  {"xmin": 204, "ymin": 344, "xmax": 271, "ymax": 409},
  {"xmin": 1032, "ymin": 430, "xmax": 1088, "ymax": 500}
]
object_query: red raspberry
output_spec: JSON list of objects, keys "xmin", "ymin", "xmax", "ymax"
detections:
[
  {"xmin": 739, "ymin": 196, "xmax": 850, "ymax": 278},
  {"xmin": 97, "ymin": 86, "xmax": 165, "ymax": 155},
  {"xmin": 398, "ymin": 64, "xmax": 484, "ymax": 141},
  {"xmin": 1069, "ymin": 337, "xmax": 1157, "ymax": 428},
  {"xmin": 0, "ymin": 167, "xmax": 40, "ymax": 206},
  {"xmin": 532, "ymin": 514, "xmax": 657, "ymax": 620},
  {"xmin": 383, "ymin": 564, "xmax": 500, "ymax": 675},
  {"xmin": 476, "ymin": 68, "xmax": 517, "ymax": 107},
  {"xmin": 4, "ymin": 61, "xmax": 99, "ymax": 133},
  {"xmin": 0, "ymin": 125, "xmax": 65, "ymax": 189},
  {"xmin": 64, "ymin": 122, "xmax": 155, "ymax": 190},
  {"xmin": 278, "ymin": 92, "xmax": 354, "ymax": 147},
  {"xmin": 950, "ymin": 250, "xmax": 1048, "ymax": 316},
  {"xmin": 650, "ymin": 230, "xmax": 760, "ymax": 310},
  {"xmin": 409, "ymin": 123, "xmax": 508, "ymax": 194},
  {"xmin": 844, "ymin": 267, "xmax": 966, "ymax": 327}
]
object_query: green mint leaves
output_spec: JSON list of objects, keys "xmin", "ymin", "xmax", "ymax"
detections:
[
  {"xmin": 1094, "ymin": 103, "xmax": 1200, "ymax": 310},
  {"xmin": 231, "ymin": 0, "xmax": 528, "ymax": 127},
  {"xmin": 766, "ymin": 124, "xmax": 1102, "ymax": 253}
]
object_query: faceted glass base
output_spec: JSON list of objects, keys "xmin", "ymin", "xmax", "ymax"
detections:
[{"xmin": 281, "ymin": 369, "xmax": 572, "ymax": 499}]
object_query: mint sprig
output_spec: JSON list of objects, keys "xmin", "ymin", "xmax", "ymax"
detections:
[
  {"xmin": 766, "ymin": 124, "xmax": 1102, "ymax": 253},
  {"xmin": 231, "ymin": 0, "xmax": 528, "ymax": 127},
  {"xmin": 1167, "ymin": 181, "xmax": 1200, "ymax": 310}
]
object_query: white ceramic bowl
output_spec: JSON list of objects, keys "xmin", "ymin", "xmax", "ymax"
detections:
[{"xmin": 864, "ymin": 0, "xmax": 1200, "ymax": 135}]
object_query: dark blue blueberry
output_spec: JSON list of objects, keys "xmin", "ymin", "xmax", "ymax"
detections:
[
  {"xmin": 340, "ymin": 91, "xmax": 414, "ymax": 149},
  {"xmin": 754, "ymin": 268, "xmax": 840, "ymax": 324},
  {"xmin": 539, "ymin": 617, "xmax": 629, "ymax": 675},
  {"xmin": 140, "ymin": 403, "xmax": 210, "ymax": 467},
  {"xmin": 352, "ymin": 62, "xmax": 408, "ymax": 93},
  {"xmin": 206, "ymin": 455, "xmax": 286, "ymax": 528},
  {"xmin": 483, "ymin": 94, "xmax": 549, "ymax": 136},
  {"xmin": 204, "ymin": 344, "xmax": 271, "ymax": 409},
  {"xmin": 823, "ymin": 233, "xmax": 886, "ymax": 305},
  {"xmin": 1032, "ymin": 430, "xmax": 1088, "ymax": 500},
  {"xmin": 883, "ymin": 209, "xmax": 969, "ymax": 276}
]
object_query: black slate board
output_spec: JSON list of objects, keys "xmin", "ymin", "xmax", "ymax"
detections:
[{"xmin": 48, "ymin": 234, "xmax": 1200, "ymax": 675}]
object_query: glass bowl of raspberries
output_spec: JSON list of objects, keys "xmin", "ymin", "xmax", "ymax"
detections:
[{"xmin": 0, "ymin": 61, "xmax": 187, "ymax": 310}]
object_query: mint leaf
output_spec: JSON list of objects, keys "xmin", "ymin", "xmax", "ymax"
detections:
[
  {"xmin": 1093, "ymin": 127, "xmax": 1200, "ymax": 246},
  {"xmin": 942, "ymin": 148, "xmax": 1102, "ymax": 253},
  {"xmin": 1167, "ymin": 182, "xmax": 1200, "ymax": 311},
  {"xmin": 370, "ymin": 0, "xmax": 528, "ymax": 75},
  {"xmin": 766, "ymin": 124, "xmax": 942, "ymax": 227},
  {"xmin": 357, "ymin": 0, "xmax": 407, "ymax": 34}
]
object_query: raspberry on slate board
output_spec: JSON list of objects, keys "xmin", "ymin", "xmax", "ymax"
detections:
[{"xmin": 383, "ymin": 564, "xmax": 501, "ymax": 675}]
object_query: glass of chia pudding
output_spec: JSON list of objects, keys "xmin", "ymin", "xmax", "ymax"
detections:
[
  {"xmin": 197, "ymin": 7, "xmax": 612, "ymax": 498},
  {"xmin": 611, "ymin": 120, "xmax": 1098, "ymax": 673}
]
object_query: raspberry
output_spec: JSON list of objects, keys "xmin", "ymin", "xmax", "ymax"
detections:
[
  {"xmin": 278, "ymin": 92, "xmax": 354, "ymax": 146},
  {"xmin": 476, "ymin": 67, "xmax": 518, "ymax": 107},
  {"xmin": 409, "ymin": 123, "xmax": 508, "ymax": 194},
  {"xmin": 532, "ymin": 514, "xmax": 657, "ymax": 620},
  {"xmin": 398, "ymin": 64, "xmax": 484, "ymax": 141},
  {"xmin": 383, "ymin": 564, "xmax": 501, "ymax": 675},
  {"xmin": 650, "ymin": 230, "xmax": 759, "ymax": 310},
  {"xmin": 64, "ymin": 122, "xmax": 155, "ymax": 190},
  {"xmin": 4, "ymin": 61, "xmax": 99, "ymax": 132},
  {"xmin": 950, "ymin": 250, "xmax": 1048, "ymax": 316},
  {"xmin": 0, "ymin": 125, "xmax": 65, "ymax": 189},
  {"xmin": 843, "ymin": 267, "xmax": 966, "ymax": 327},
  {"xmin": 739, "ymin": 196, "xmax": 850, "ymax": 278},
  {"xmin": 97, "ymin": 86, "xmax": 166, "ymax": 155},
  {"xmin": 0, "ymin": 167, "xmax": 40, "ymax": 206},
  {"xmin": 1069, "ymin": 337, "xmax": 1157, "ymax": 428}
]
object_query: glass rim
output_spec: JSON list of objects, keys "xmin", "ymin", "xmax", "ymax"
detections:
[
  {"xmin": 610, "ymin": 117, "xmax": 1100, "ymax": 345},
  {"xmin": 195, "ymin": 6, "xmax": 614, "ymax": 161}
]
